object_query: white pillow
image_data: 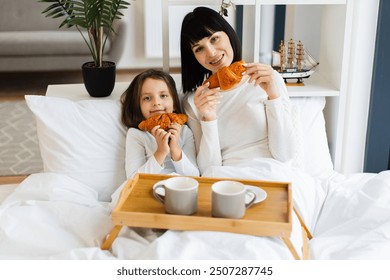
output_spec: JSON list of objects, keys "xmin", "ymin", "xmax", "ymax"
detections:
[
  {"xmin": 291, "ymin": 97, "xmax": 334, "ymax": 178},
  {"xmin": 25, "ymin": 95, "xmax": 127, "ymax": 201}
]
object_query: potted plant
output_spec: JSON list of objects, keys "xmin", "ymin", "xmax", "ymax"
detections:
[{"xmin": 39, "ymin": 0, "xmax": 131, "ymax": 97}]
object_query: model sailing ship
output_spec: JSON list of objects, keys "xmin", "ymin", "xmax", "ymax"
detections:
[{"xmin": 272, "ymin": 39, "xmax": 319, "ymax": 84}]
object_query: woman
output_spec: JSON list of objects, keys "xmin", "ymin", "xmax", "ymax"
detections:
[
  {"xmin": 180, "ymin": 7, "xmax": 324, "ymax": 233},
  {"xmin": 180, "ymin": 6, "xmax": 298, "ymax": 175}
]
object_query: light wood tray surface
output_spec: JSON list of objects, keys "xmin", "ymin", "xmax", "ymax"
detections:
[{"xmin": 112, "ymin": 173, "xmax": 293, "ymax": 237}]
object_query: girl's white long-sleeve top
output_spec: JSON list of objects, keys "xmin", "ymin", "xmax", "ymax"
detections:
[
  {"xmin": 125, "ymin": 125, "xmax": 200, "ymax": 178},
  {"xmin": 182, "ymin": 71, "xmax": 298, "ymax": 174}
]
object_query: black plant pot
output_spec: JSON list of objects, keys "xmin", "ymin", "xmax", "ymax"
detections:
[{"xmin": 82, "ymin": 61, "xmax": 116, "ymax": 97}]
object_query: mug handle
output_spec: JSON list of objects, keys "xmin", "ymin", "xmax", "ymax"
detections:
[
  {"xmin": 245, "ymin": 190, "xmax": 256, "ymax": 209},
  {"xmin": 153, "ymin": 185, "xmax": 166, "ymax": 205}
]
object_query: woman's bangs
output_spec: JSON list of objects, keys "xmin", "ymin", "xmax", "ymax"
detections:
[{"xmin": 187, "ymin": 18, "xmax": 223, "ymax": 46}]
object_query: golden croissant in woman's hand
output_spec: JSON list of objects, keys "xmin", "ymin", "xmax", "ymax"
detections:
[
  {"xmin": 203, "ymin": 60, "xmax": 246, "ymax": 90},
  {"xmin": 138, "ymin": 113, "xmax": 188, "ymax": 132}
]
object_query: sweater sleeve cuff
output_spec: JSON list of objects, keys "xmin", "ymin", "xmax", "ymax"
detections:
[
  {"xmin": 172, "ymin": 152, "xmax": 187, "ymax": 173},
  {"xmin": 150, "ymin": 155, "xmax": 165, "ymax": 171},
  {"xmin": 200, "ymin": 119, "xmax": 218, "ymax": 132},
  {"xmin": 264, "ymin": 96, "xmax": 283, "ymax": 107}
]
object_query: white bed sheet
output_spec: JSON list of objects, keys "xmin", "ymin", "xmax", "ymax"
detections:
[
  {"xmin": 311, "ymin": 170, "xmax": 390, "ymax": 259},
  {"xmin": 1, "ymin": 169, "xmax": 389, "ymax": 260},
  {"xmin": 0, "ymin": 184, "xmax": 17, "ymax": 204},
  {"xmin": 0, "ymin": 173, "xmax": 113, "ymax": 259}
]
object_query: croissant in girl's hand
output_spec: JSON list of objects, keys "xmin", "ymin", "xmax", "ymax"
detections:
[{"xmin": 138, "ymin": 113, "xmax": 188, "ymax": 132}]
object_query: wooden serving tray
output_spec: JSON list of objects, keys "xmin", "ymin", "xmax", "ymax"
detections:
[{"xmin": 112, "ymin": 173, "xmax": 293, "ymax": 237}]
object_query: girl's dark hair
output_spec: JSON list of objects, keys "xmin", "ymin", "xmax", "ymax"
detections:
[
  {"xmin": 180, "ymin": 7, "xmax": 242, "ymax": 94},
  {"xmin": 121, "ymin": 69, "xmax": 182, "ymax": 129}
]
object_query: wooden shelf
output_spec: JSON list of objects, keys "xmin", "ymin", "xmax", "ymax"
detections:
[
  {"xmin": 170, "ymin": 73, "xmax": 339, "ymax": 97},
  {"xmin": 286, "ymin": 72, "xmax": 339, "ymax": 97},
  {"xmin": 46, "ymin": 82, "xmax": 130, "ymax": 101}
]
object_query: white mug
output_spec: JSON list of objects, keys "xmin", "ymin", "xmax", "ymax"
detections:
[
  {"xmin": 153, "ymin": 177, "xmax": 198, "ymax": 215},
  {"xmin": 211, "ymin": 180, "xmax": 256, "ymax": 219}
]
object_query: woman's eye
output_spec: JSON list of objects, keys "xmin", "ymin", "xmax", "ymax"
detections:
[
  {"xmin": 210, "ymin": 36, "xmax": 218, "ymax": 43},
  {"xmin": 194, "ymin": 46, "xmax": 202, "ymax": 53}
]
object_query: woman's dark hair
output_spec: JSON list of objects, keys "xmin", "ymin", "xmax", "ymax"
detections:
[
  {"xmin": 121, "ymin": 69, "xmax": 182, "ymax": 129},
  {"xmin": 180, "ymin": 7, "xmax": 242, "ymax": 94}
]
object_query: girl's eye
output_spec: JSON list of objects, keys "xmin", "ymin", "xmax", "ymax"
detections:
[
  {"xmin": 161, "ymin": 94, "xmax": 169, "ymax": 99},
  {"xmin": 142, "ymin": 96, "xmax": 151, "ymax": 101},
  {"xmin": 210, "ymin": 36, "xmax": 218, "ymax": 43}
]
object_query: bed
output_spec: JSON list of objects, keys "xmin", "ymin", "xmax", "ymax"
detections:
[{"xmin": 1, "ymin": 91, "xmax": 389, "ymax": 260}]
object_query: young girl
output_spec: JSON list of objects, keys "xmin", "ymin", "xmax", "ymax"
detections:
[{"xmin": 121, "ymin": 69, "xmax": 199, "ymax": 179}]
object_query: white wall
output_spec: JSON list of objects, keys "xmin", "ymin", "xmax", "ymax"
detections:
[
  {"xmin": 117, "ymin": 1, "xmax": 234, "ymax": 70},
  {"xmin": 284, "ymin": 5, "xmax": 322, "ymax": 60},
  {"xmin": 116, "ymin": 1, "xmax": 169, "ymax": 69}
]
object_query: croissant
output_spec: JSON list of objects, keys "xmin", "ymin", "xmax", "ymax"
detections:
[
  {"xmin": 138, "ymin": 113, "xmax": 188, "ymax": 132},
  {"xmin": 204, "ymin": 60, "xmax": 246, "ymax": 90}
]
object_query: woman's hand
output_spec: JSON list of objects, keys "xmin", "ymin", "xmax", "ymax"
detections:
[
  {"xmin": 194, "ymin": 82, "xmax": 220, "ymax": 121},
  {"xmin": 243, "ymin": 62, "xmax": 279, "ymax": 100},
  {"xmin": 151, "ymin": 125, "xmax": 171, "ymax": 165},
  {"xmin": 167, "ymin": 122, "xmax": 183, "ymax": 161}
]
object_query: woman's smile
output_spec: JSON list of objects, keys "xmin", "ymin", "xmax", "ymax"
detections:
[{"xmin": 210, "ymin": 54, "xmax": 224, "ymax": 66}]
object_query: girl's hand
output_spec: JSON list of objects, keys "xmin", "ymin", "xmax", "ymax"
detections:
[
  {"xmin": 167, "ymin": 122, "xmax": 183, "ymax": 161},
  {"xmin": 243, "ymin": 62, "xmax": 279, "ymax": 100},
  {"xmin": 151, "ymin": 125, "xmax": 171, "ymax": 165},
  {"xmin": 194, "ymin": 82, "xmax": 220, "ymax": 121}
]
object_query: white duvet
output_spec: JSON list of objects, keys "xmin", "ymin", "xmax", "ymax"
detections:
[
  {"xmin": 311, "ymin": 171, "xmax": 390, "ymax": 259},
  {"xmin": 0, "ymin": 167, "xmax": 389, "ymax": 260}
]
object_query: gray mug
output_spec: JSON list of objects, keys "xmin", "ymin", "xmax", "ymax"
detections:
[
  {"xmin": 153, "ymin": 177, "xmax": 198, "ymax": 215},
  {"xmin": 212, "ymin": 180, "xmax": 256, "ymax": 219}
]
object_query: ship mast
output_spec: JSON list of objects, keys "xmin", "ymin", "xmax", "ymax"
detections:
[
  {"xmin": 279, "ymin": 40, "xmax": 286, "ymax": 72},
  {"xmin": 296, "ymin": 40, "xmax": 305, "ymax": 71},
  {"xmin": 287, "ymin": 38, "xmax": 296, "ymax": 68}
]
